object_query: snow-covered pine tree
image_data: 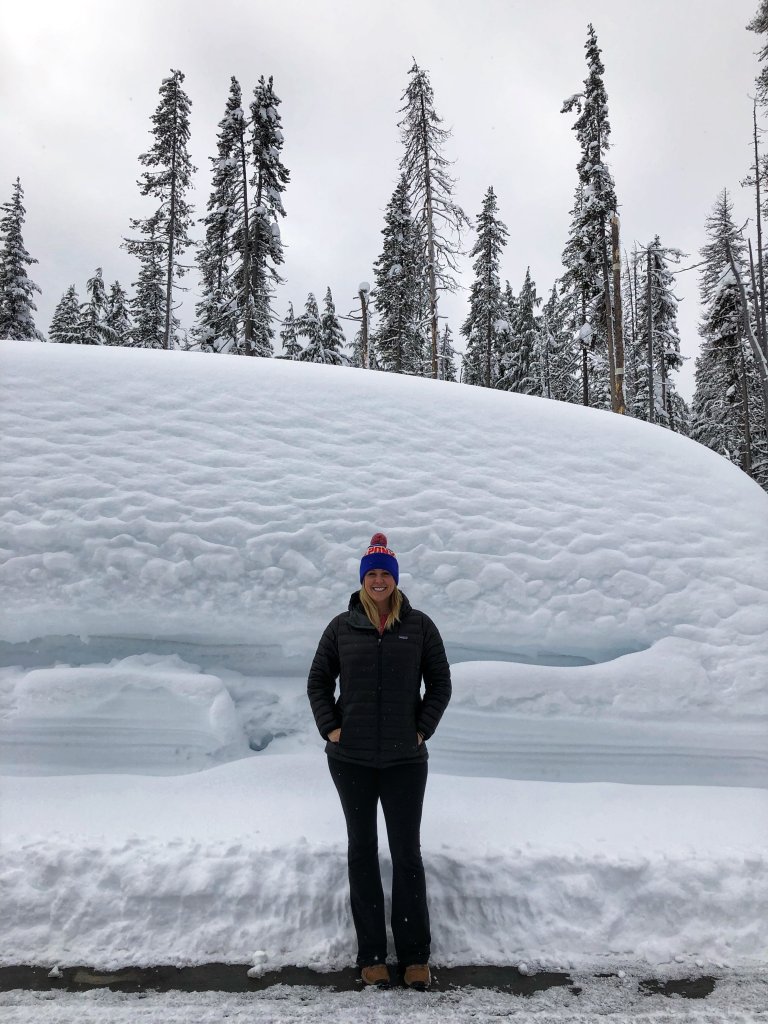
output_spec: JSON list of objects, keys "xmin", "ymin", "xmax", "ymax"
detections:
[
  {"xmin": 79, "ymin": 268, "xmax": 115, "ymax": 346},
  {"xmin": 372, "ymin": 176, "xmax": 425, "ymax": 376},
  {"xmin": 0, "ymin": 178, "xmax": 44, "ymax": 341},
  {"xmin": 561, "ymin": 26, "xmax": 619, "ymax": 410},
  {"xmin": 498, "ymin": 268, "xmax": 543, "ymax": 395},
  {"xmin": 279, "ymin": 301, "xmax": 302, "ymax": 359},
  {"xmin": 296, "ymin": 292, "xmax": 326, "ymax": 362},
  {"xmin": 538, "ymin": 285, "xmax": 580, "ymax": 402},
  {"xmin": 123, "ymin": 69, "xmax": 196, "ymax": 350},
  {"xmin": 691, "ymin": 191, "xmax": 757, "ymax": 472},
  {"xmin": 105, "ymin": 281, "xmax": 132, "ymax": 346},
  {"xmin": 238, "ymin": 75, "xmax": 290, "ymax": 357},
  {"xmin": 437, "ymin": 323, "xmax": 457, "ymax": 382},
  {"xmin": 318, "ymin": 287, "xmax": 346, "ymax": 365},
  {"xmin": 398, "ymin": 62, "xmax": 470, "ymax": 378},
  {"xmin": 129, "ymin": 213, "xmax": 166, "ymax": 348},
  {"xmin": 49, "ymin": 285, "xmax": 83, "ymax": 344},
  {"xmin": 194, "ymin": 76, "xmax": 242, "ymax": 354},
  {"xmin": 461, "ymin": 187, "xmax": 508, "ymax": 389},
  {"xmin": 629, "ymin": 238, "xmax": 687, "ymax": 431}
]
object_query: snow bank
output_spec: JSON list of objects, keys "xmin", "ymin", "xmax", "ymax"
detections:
[
  {"xmin": 0, "ymin": 655, "xmax": 247, "ymax": 774},
  {"xmin": 2, "ymin": 341, "xmax": 767, "ymax": 699},
  {"xmin": 2, "ymin": 756, "xmax": 765, "ymax": 971}
]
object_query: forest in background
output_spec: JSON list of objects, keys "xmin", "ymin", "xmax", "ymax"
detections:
[{"xmin": 2, "ymin": 10, "xmax": 768, "ymax": 493}]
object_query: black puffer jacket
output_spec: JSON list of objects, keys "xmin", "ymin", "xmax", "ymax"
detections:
[{"xmin": 307, "ymin": 591, "xmax": 452, "ymax": 767}]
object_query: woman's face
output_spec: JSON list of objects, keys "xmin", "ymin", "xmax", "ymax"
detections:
[{"xmin": 363, "ymin": 569, "xmax": 396, "ymax": 605}]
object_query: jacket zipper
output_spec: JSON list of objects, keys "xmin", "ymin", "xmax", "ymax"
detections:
[{"xmin": 376, "ymin": 634, "xmax": 383, "ymax": 762}]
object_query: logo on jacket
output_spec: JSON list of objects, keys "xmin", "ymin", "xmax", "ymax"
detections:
[{"xmin": 399, "ymin": 635, "xmax": 409, "ymax": 640}]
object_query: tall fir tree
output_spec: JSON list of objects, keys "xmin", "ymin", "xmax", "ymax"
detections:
[
  {"xmin": 437, "ymin": 323, "xmax": 457, "ymax": 382},
  {"xmin": 561, "ymin": 25, "xmax": 619, "ymax": 409},
  {"xmin": 296, "ymin": 292, "xmax": 324, "ymax": 362},
  {"xmin": 630, "ymin": 238, "xmax": 687, "ymax": 431},
  {"xmin": 0, "ymin": 178, "xmax": 44, "ymax": 340},
  {"xmin": 539, "ymin": 285, "xmax": 580, "ymax": 402},
  {"xmin": 79, "ymin": 268, "xmax": 115, "ymax": 346},
  {"xmin": 461, "ymin": 187, "xmax": 508, "ymax": 388},
  {"xmin": 398, "ymin": 61, "xmax": 470, "ymax": 377},
  {"xmin": 237, "ymin": 75, "xmax": 289, "ymax": 356},
  {"xmin": 498, "ymin": 268, "xmax": 543, "ymax": 395},
  {"xmin": 129, "ymin": 213, "xmax": 166, "ymax": 348},
  {"xmin": 195, "ymin": 76, "xmax": 243, "ymax": 353},
  {"xmin": 105, "ymin": 281, "xmax": 132, "ymax": 346},
  {"xmin": 279, "ymin": 301, "xmax": 302, "ymax": 359},
  {"xmin": 372, "ymin": 176, "xmax": 425, "ymax": 375},
  {"xmin": 691, "ymin": 191, "xmax": 757, "ymax": 471},
  {"xmin": 49, "ymin": 285, "xmax": 83, "ymax": 344},
  {"xmin": 124, "ymin": 69, "xmax": 195, "ymax": 350},
  {"xmin": 318, "ymin": 287, "xmax": 346, "ymax": 365},
  {"xmin": 748, "ymin": 2, "xmax": 768, "ymax": 107}
]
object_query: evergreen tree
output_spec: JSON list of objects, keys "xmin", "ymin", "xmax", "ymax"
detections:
[
  {"xmin": 630, "ymin": 238, "xmax": 687, "ymax": 431},
  {"xmin": 748, "ymin": 2, "xmax": 768, "ymax": 107},
  {"xmin": 561, "ymin": 26, "xmax": 619, "ymax": 409},
  {"xmin": 129, "ymin": 213, "xmax": 166, "ymax": 348},
  {"xmin": 49, "ymin": 285, "xmax": 82, "ymax": 344},
  {"xmin": 279, "ymin": 301, "xmax": 302, "ymax": 359},
  {"xmin": 691, "ymin": 191, "xmax": 754, "ymax": 470},
  {"xmin": 105, "ymin": 281, "xmax": 132, "ymax": 346},
  {"xmin": 539, "ymin": 285, "xmax": 580, "ymax": 402},
  {"xmin": 437, "ymin": 323, "xmax": 457, "ymax": 382},
  {"xmin": 372, "ymin": 176, "xmax": 425, "ymax": 375},
  {"xmin": 79, "ymin": 268, "xmax": 114, "ymax": 346},
  {"xmin": 195, "ymin": 76, "xmax": 242, "ymax": 353},
  {"xmin": 237, "ymin": 75, "xmax": 289, "ymax": 356},
  {"xmin": 318, "ymin": 287, "xmax": 346, "ymax": 365},
  {"xmin": 461, "ymin": 187, "xmax": 508, "ymax": 389},
  {"xmin": 124, "ymin": 69, "xmax": 195, "ymax": 350},
  {"xmin": 0, "ymin": 178, "xmax": 44, "ymax": 340},
  {"xmin": 296, "ymin": 292, "xmax": 324, "ymax": 361},
  {"xmin": 399, "ymin": 61, "xmax": 470, "ymax": 377},
  {"xmin": 498, "ymin": 268, "xmax": 542, "ymax": 395}
]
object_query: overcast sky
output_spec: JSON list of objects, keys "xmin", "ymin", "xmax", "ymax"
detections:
[{"xmin": 2, "ymin": 0, "xmax": 762, "ymax": 399}]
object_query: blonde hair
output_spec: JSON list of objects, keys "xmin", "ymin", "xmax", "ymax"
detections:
[{"xmin": 359, "ymin": 586, "xmax": 403, "ymax": 631}]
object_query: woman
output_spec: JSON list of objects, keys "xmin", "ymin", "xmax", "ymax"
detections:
[{"xmin": 307, "ymin": 533, "xmax": 452, "ymax": 990}]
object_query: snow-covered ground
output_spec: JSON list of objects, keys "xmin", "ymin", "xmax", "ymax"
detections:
[
  {"xmin": 3, "ymin": 972, "xmax": 768, "ymax": 1024},
  {"xmin": 1, "ymin": 341, "xmax": 766, "ymax": 982}
]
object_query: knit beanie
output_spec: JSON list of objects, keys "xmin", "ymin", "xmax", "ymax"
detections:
[{"xmin": 359, "ymin": 532, "xmax": 399, "ymax": 585}]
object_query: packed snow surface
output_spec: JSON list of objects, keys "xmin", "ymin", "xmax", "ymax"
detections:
[
  {"xmin": 3, "ymin": 975, "xmax": 768, "ymax": 1024},
  {"xmin": 1, "ymin": 341, "xmax": 766, "ymax": 975}
]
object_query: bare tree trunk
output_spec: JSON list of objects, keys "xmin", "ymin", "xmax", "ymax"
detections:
[
  {"xmin": 359, "ymin": 288, "xmax": 369, "ymax": 370},
  {"xmin": 581, "ymin": 289, "xmax": 589, "ymax": 406},
  {"xmin": 727, "ymin": 240, "xmax": 768, "ymax": 445},
  {"xmin": 601, "ymin": 223, "xmax": 617, "ymax": 411},
  {"xmin": 239, "ymin": 126, "xmax": 252, "ymax": 351},
  {"xmin": 164, "ymin": 79, "xmax": 179, "ymax": 351},
  {"xmin": 646, "ymin": 247, "xmax": 655, "ymax": 424},
  {"xmin": 611, "ymin": 215, "xmax": 625, "ymax": 414},
  {"xmin": 485, "ymin": 259, "xmax": 492, "ymax": 388},
  {"xmin": 419, "ymin": 91, "xmax": 439, "ymax": 379},
  {"xmin": 753, "ymin": 101, "xmax": 767, "ymax": 359},
  {"xmin": 739, "ymin": 340, "xmax": 754, "ymax": 477}
]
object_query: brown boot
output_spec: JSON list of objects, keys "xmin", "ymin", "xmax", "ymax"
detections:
[
  {"xmin": 403, "ymin": 963, "xmax": 431, "ymax": 990},
  {"xmin": 361, "ymin": 964, "xmax": 391, "ymax": 988}
]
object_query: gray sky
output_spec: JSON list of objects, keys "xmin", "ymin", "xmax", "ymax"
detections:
[{"xmin": 1, "ymin": 0, "xmax": 762, "ymax": 399}]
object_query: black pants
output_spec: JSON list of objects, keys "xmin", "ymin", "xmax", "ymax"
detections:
[{"xmin": 327, "ymin": 756, "xmax": 431, "ymax": 968}]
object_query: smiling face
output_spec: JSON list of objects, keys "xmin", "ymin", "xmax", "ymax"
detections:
[{"xmin": 363, "ymin": 568, "xmax": 396, "ymax": 608}]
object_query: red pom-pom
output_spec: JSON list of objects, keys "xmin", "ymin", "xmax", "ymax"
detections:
[{"xmin": 370, "ymin": 532, "xmax": 388, "ymax": 547}]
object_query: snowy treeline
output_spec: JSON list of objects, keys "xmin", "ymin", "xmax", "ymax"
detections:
[{"xmin": 2, "ymin": 13, "xmax": 768, "ymax": 491}]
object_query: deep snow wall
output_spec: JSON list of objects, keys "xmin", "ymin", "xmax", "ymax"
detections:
[{"xmin": 1, "ymin": 341, "xmax": 767, "ymax": 690}]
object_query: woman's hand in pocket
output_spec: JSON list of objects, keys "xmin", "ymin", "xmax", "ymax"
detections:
[
  {"xmin": 417, "ymin": 732, "xmax": 424, "ymax": 746},
  {"xmin": 327, "ymin": 728, "xmax": 341, "ymax": 743}
]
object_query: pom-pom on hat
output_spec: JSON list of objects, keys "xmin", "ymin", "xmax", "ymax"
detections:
[{"xmin": 360, "ymin": 532, "xmax": 399, "ymax": 585}]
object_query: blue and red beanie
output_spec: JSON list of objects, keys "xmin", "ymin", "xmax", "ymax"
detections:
[{"xmin": 359, "ymin": 532, "xmax": 399, "ymax": 585}]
